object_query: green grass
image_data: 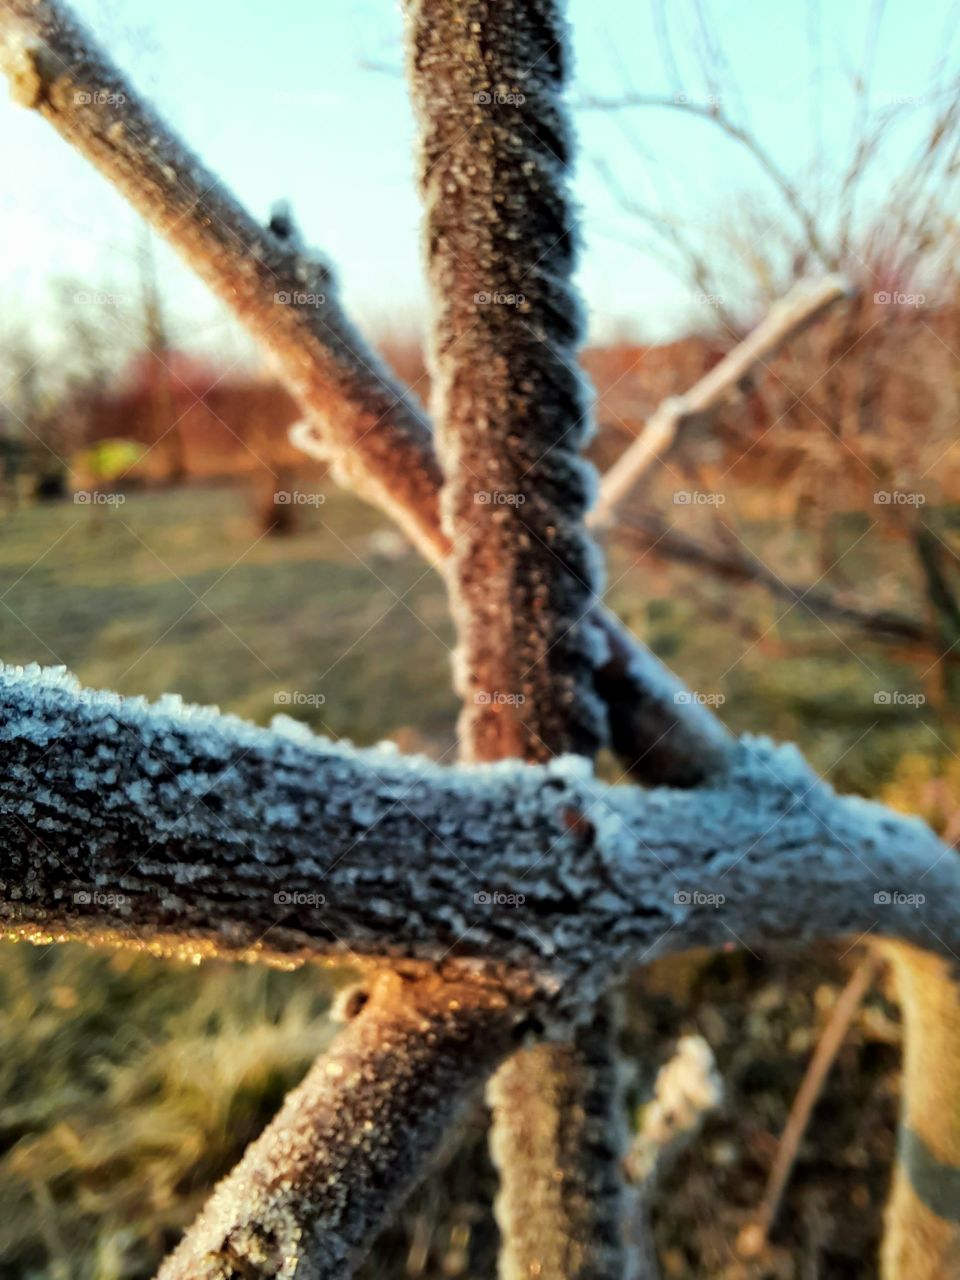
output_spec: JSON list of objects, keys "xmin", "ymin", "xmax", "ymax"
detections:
[{"xmin": 0, "ymin": 481, "xmax": 955, "ymax": 1278}]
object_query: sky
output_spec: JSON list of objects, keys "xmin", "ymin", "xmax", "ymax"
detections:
[{"xmin": 0, "ymin": 0, "xmax": 957, "ymax": 364}]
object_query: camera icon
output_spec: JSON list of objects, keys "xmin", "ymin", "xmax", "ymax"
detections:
[
  {"xmin": 674, "ymin": 491, "xmax": 692, "ymax": 505},
  {"xmin": 74, "ymin": 91, "xmax": 93, "ymax": 105},
  {"xmin": 673, "ymin": 691, "xmax": 692, "ymax": 704},
  {"xmin": 474, "ymin": 491, "xmax": 491, "ymax": 504},
  {"xmin": 274, "ymin": 691, "xmax": 291, "ymax": 704},
  {"xmin": 73, "ymin": 890, "xmax": 91, "ymax": 904},
  {"xmin": 474, "ymin": 92, "xmax": 492, "ymax": 105},
  {"xmin": 74, "ymin": 491, "xmax": 91, "ymax": 504},
  {"xmin": 674, "ymin": 890, "xmax": 692, "ymax": 905},
  {"xmin": 474, "ymin": 292, "xmax": 491, "ymax": 305},
  {"xmin": 874, "ymin": 890, "xmax": 892, "ymax": 904},
  {"xmin": 874, "ymin": 291, "xmax": 891, "ymax": 304},
  {"xmin": 274, "ymin": 891, "xmax": 292, "ymax": 905},
  {"xmin": 274, "ymin": 291, "xmax": 291, "ymax": 304},
  {"xmin": 474, "ymin": 891, "xmax": 491, "ymax": 905},
  {"xmin": 874, "ymin": 491, "xmax": 891, "ymax": 504},
  {"xmin": 475, "ymin": 691, "xmax": 491, "ymax": 704},
  {"xmin": 274, "ymin": 491, "xmax": 292, "ymax": 504},
  {"xmin": 874, "ymin": 691, "xmax": 891, "ymax": 705}
]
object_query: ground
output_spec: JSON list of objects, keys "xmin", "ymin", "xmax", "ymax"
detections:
[{"xmin": 0, "ymin": 481, "xmax": 952, "ymax": 1278}]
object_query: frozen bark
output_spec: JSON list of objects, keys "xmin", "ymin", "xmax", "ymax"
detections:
[
  {"xmin": 406, "ymin": 0, "xmax": 606, "ymax": 763},
  {"xmin": 1, "ymin": 663, "xmax": 958, "ymax": 1013},
  {"xmin": 489, "ymin": 1000, "xmax": 636, "ymax": 1280},
  {"xmin": 156, "ymin": 970, "xmax": 522, "ymax": 1280}
]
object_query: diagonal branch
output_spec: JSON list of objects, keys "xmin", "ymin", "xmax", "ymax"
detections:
[
  {"xmin": 0, "ymin": 0, "xmax": 443, "ymax": 564},
  {"xmin": 156, "ymin": 970, "xmax": 523, "ymax": 1280},
  {"xmin": 590, "ymin": 275, "xmax": 853, "ymax": 531}
]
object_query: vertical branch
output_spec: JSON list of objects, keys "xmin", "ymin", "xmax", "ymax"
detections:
[
  {"xmin": 406, "ymin": 0, "xmax": 606, "ymax": 763},
  {"xmin": 405, "ymin": 4, "xmax": 630, "ymax": 1277},
  {"xmin": 488, "ymin": 1002, "xmax": 634, "ymax": 1280},
  {"xmin": 880, "ymin": 945, "xmax": 960, "ymax": 1280}
]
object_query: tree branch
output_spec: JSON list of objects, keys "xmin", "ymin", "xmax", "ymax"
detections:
[
  {"xmin": 623, "ymin": 512, "xmax": 935, "ymax": 650},
  {"xmin": 489, "ymin": 999, "xmax": 636, "ymax": 1280},
  {"xmin": 2, "ymin": 664, "xmax": 958, "ymax": 990},
  {"xmin": 591, "ymin": 275, "xmax": 853, "ymax": 531},
  {"xmin": 156, "ymin": 970, "xmax": 523, "ymax": 1280},
  {"xmin": 0, "ymin": 0, "xmax": 443, "ymax": 564},
  {"xmin": 405, "ymin": 0, "xmax": 606, "ymax": 763}
]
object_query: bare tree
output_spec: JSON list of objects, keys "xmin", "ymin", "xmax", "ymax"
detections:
[{"xmin": 0, "ymin": 3, "xmax": 958, "ymax": 1278}]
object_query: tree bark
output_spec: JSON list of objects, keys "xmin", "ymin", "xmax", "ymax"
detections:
[
  {"xmin": 489, "ymin": 1001, "xmax": 635, "ymax": 1280},
  {"xmin": 156, "ymin": 970, "xmax": 522, "ymax": 1280},
  {"xmin": 880, "ymin": 945, "xmax": 960, "ymax": 1279}
]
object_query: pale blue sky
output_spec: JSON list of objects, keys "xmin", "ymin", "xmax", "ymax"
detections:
[{"xmin": 0, "ymin": 0, "xmax": 956, "ymax": 361}]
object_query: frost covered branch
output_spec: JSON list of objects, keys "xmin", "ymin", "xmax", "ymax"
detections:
[
  {"xmin": 1, "ymin": 663, "xmax": 958, "ymax": 1000},
  {"xmin": 591, "ymin": 275, "xmax": 853, "ymax": 530},
  {"xmin": 406, "ymin": 0, "xmax": 606, "ymax": 763},
  {"xmin": 0, "ymin": 0, "xmax": 443, "ymax": 563},
  {"xmin": 157, "ymin": 970, "xmax": 522, "ymax": 1280}
]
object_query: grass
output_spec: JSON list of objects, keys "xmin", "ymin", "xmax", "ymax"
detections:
[{"xmin": 0, "ymin": 480, "xmax": 955, "ymax": 1278}]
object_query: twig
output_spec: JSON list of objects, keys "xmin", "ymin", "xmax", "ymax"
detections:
[
  {"xmin": 737, "ymin": 954, "xmax": 881, "ymax": 1259},
  {"xmin": 590, "ymin": 275, "xmax": 854, "ymax": 531}
]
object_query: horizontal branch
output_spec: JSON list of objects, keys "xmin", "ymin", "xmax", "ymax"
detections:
[
  {"xmin": 1, "ymin": 664, "xmax": 958, "ymax": 1000},
  {"xmin": 591, "ymin": 275, "xmax": 853, "ymax": 530},
  {"xmin": 158, "ymin": 970, "xmax": 521, "ymax": 1280}
]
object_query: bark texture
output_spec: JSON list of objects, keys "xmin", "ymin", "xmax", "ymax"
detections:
[
  {"xmin": 407, "ymin": 0, "xmax": 606, "ymax": 762},
  {"xmin": 157, "ymin": 971, "xmax": 522, "ymax": 1280},
  {"xmin": 2, "ymin": 664, "xmax": 960, "ymax": 999},
  {"xmin": 881, "ymin": 945, "xmax": 960, "ymax": 1279},
  {"xmin": 488, "ymin": 999, "xmax": 634, "ymax": 1280}
]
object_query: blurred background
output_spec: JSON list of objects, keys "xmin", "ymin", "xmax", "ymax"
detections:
[{"xmin": 1, "ymin": 0, "xmax": 959, "ymax": 1275}]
